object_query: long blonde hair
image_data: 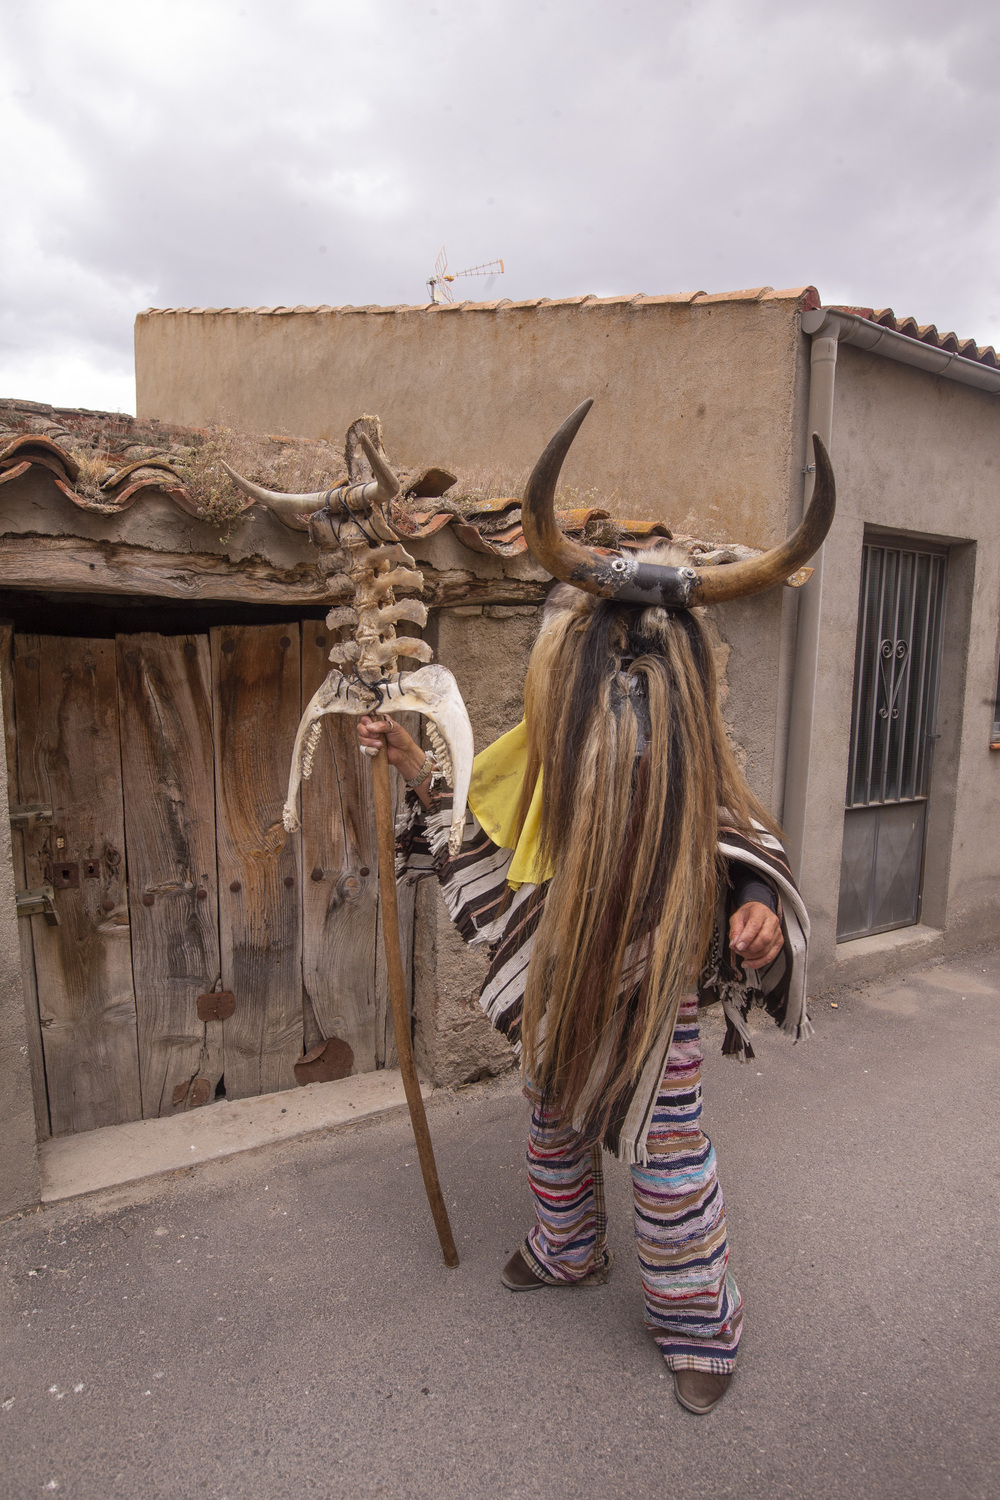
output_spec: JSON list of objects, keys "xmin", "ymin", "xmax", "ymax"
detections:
[{"xmin": 518, "ymin": 583, "xmax": 778, "ymax": 1135}]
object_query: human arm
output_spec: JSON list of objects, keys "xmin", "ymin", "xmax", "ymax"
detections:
[
  {"xmin": 357, "ymin": 715, "xmax": 436, "ymax": 808},
  {"xmin": 728, "ymin": 866, "xmax": 783, "ymax": 969}
]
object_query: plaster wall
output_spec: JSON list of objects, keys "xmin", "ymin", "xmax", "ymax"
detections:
[
  {"xmin": 797, "ymin": 343, "xmax": 1000, "ymax": 991},
  {"xmin": 135, "ymin": 292, "xmax": 810, "ymax": 547}
]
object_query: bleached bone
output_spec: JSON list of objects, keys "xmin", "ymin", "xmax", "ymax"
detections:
[
  {"xmin": 367, "ymin": 542, "xmax": 417, "ymax": 569},
  {"xmin": 373, "ymin": 567, "xmax": 424, "ymax": 597},
  {"xmin": 229, "ymin": 432, "xmax": 474, "ymax": 856},
  {"xmin": 325, "ymin": 604, "xmax": 359, "ymax": 630},
  {"xmin": 363, "ymin": 637, "xmax": 435, "ymax": 667},
  {"xmin": 328, "ymin": 640, "xmax": 361, "ymax": 665},
  {"xmin": 376, "ymin": 599, "xmax": 429, "ymax": 630},
  {"xmin": 283, "ymin": 665, "xmax": 473, "ymax": 856}
]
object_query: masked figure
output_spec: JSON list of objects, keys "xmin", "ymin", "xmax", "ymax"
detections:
[{"xmin": 359, "ymin": 400, "xmax": 832, "ymax": 1416}]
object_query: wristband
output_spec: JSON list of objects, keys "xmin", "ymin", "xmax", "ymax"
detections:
[{"xmin": 404, "ymin": 750, "xmax": 437, "ymax": 789}]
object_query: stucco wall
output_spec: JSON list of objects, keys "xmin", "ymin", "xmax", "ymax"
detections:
[
  {"xmin": 799, "ymin": 342, "xmax": 1000, "ymax": 990},
  {"xmin": 135, "ymin": 291, "xmax": 812, "ymax": 547}
]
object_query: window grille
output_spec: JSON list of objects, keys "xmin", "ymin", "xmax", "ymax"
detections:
[
  {"xmin": 845, "ymin": 545, "xmax": 946, "ymax": 809},
  {"xmin": 838, "ymin": 542, "xmax": 946, "ymax": 941}
]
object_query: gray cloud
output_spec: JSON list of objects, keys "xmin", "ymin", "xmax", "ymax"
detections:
[{"xmin": 2, "ymin": 0, "xmax": 998, "ymax": 412}]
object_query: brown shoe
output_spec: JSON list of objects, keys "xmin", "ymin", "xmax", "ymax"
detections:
[
  {"xmin": 672, "ymin": 1368, "xmax": 733, "ymax": 1415},
  {"xmin": 500, "ymin": 1247, "xmax": 614, "ymax": 1292}
]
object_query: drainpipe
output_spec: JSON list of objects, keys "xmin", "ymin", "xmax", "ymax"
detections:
[{"xmin": 780, "ymin": 323, "xmax": 839, "ymax": 881}]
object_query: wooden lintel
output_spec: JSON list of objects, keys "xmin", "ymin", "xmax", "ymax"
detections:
[
  {"xmin": 0, "ymin": 535, "xmax": 548, "ymax": 610},
  {"xmin": 423, "ymin": 573, "xmax": 548, "ymax": 608},
  {"xmin": 0, "ymin": 536, "xmax": 326, "ymax": 605}
]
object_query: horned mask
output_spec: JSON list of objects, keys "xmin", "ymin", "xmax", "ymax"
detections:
[{"xmin": 521, "ymin": 398, "xmax": 835, "ymax": 607}]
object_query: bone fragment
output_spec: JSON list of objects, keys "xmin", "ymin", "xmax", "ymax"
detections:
[
  {"xmin": 328, "ymin": 640, "xmax": 361, "ymax": 665},
  {"xmin": 366, "ymin": 637, "xmax": 435, "ymax": 667},
  {"xmin": 368, "ymin": 542, "xmax": 417, "ymax": 570},
  {"xmin": 373, "ymin": 567, "xmax": 425, "ymax": 597},
  {"xmin": 376, "ymin": 599, "xmax": 429, "ymax": 630},
  {"xmin": 325, "ymin": 605, "xmax": 360, "ymax": 630},
  {"xmin": 282, "ymin": 665, "xmax": 473, "ymax": 856}
]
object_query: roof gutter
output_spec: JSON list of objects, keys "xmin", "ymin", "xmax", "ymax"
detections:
[
  {"xmin": 801, "ymin": 306, "xmax": 1000, "ymax": 394},
  {"xmin": 782, "ymin": 305, "xmax": 999, "ymax": 884}
]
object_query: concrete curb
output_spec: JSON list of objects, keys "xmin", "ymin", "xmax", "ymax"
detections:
[{"xmin": 38, "ymin": 1069, "xmax": 432, "ymax": 1203}]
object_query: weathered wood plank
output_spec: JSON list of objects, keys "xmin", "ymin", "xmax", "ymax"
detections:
[
  {"xmin": 0, "ymin": 533, "xmax": 548, "ymax": 608},
  {"xmin": 299, "ymin": 629, "xmax": 380, "ymax": 1072},
  {"xmin": 117, "ymin": 633, "xmax": 223, "ymax": 1117},
  {"xmin": 375, "ymin": 742, "xmax": 418, "ymax": 1071},
  {"xmin": 0, "ymin": 623, "xmax": 49, "ymax": 1138},
  {"xmin": 13, "ymin": 635, "xmax": 140, "ymax": 1135},
  {"xmin": 212, "ymin": 623, "xmax": 303, "ymax": 1098},
  {"xmin": 0, "ymin": 536, "xmax": 329, "ymax": 604}
]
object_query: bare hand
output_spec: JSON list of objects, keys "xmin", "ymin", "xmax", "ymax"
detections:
[
  {"xmin": 357, "ymin": 716, "xmax": 426, "ymax": 783},
  {"xmin": 729, "ymin": 901, "xmax": 783, "ymax": 969}
]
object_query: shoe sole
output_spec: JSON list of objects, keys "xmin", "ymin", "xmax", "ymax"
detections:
[
  {"xmin": 501, "ymin": 1249, "xmax": 614, "ymax": 1292},
  {"xmin": 673, "ymin": 1389, "xmax": 726, "ymax": 1416}
]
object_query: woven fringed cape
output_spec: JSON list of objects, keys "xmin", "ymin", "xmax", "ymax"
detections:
[{"xmin": 397, "ymin": 790, "xmax": 811, "ymax": 1165}]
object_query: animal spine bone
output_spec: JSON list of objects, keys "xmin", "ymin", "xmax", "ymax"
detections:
[{"xmin": 224, "ymin": 433, "xmax": 474, "ymax": 855}]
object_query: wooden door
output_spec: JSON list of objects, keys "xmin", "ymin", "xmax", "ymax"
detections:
[
  {"xmin": 0, "ymin": 624, "xmax": 50, "ymax": 1138},
  {"xmin": 299, "ymin": 627, "xmax": 381, "ymax": 1072},
  {"xmin": 212, "ymin": 623, "xmax": 303, "ymax": 1099},
  {"xmin": 117, "ymin": 634, "xmax": 222, "ymax": 1116},
  {"xmin": 7, "ymin": 620, "xmax": 418, "ymax": 1136},
  {"xmin": 11, "ymin": 635, "xmax": 140, "ymax": 1135}
]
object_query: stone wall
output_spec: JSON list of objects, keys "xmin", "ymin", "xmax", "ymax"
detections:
[{"xmin": 409, "ymin": 604, "xmax": 542, "ymax": 1086}]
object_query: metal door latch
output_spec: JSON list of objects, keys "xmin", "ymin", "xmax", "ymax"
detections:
[
  {"xmin": 16, "ymin": 885, "xmax": 59, "ymax": 925},
  {"xmin": 9, "ymin": 804, "xmax": 53, "ymax": 831}
]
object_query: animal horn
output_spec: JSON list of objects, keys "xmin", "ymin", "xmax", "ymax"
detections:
[
  {"xmin": 686, "ymin": 434, "xmax": 835, "ymax": 604},
  {"xmin": 221, "ymin": 435, "xmax": 400, "ymax": 535},
  {"xmin": 521, "ymin": 402, "xmax": 835, "ymax": 608},
  {"xmin": 220, "ymin": 462, "xmax": 328, "ymax": 529},
  {"xmin": 520, "ymin": 400, "xmax": 605, "ymax": 592},
  {"xmin": 358, "ymin": 433, "xmax": 401, "ymax": 506}
]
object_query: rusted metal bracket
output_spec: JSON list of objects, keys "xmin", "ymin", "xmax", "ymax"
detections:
[
  {"xmin": 197, "ymin": 990, "xmax": 236, "ymax": 1022},
  {"xmin": 16, "ymin": 884, "xmax": 59, "ymax": 925},
  {"xmin": 9, "ymin": 803, "xmax": 53, "ymax": 831}
]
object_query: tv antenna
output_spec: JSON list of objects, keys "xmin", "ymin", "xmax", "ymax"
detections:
[{"xmin": 427, "ymin": 246, "xmax": 504, "ymax": 304}]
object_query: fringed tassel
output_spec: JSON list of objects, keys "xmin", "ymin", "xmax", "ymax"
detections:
[{"xmin": 720, "ymin": 996, "xmax": 755, "ymax": 1061}]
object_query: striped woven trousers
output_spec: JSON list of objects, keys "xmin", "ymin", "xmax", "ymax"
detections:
[{"xmin": 520, "ymin": 996, "xmax": 743, "ymax": 1374}]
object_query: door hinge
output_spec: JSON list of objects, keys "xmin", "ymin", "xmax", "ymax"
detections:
[
  {"xmin": 9, "ymin": 804, "xmax": 53, "ymax": 831},
  {"xmin": 16, "ymin": 884, "xmax": 59, "ymax": 925}
]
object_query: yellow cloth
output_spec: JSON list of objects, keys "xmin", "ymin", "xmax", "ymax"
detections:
[{"xmin": 467, "ymin": 719, "xmax": 554, "ymax": 889}]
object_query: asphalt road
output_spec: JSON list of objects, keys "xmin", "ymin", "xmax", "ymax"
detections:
[{"xmin": 2, "ymin": 948, "xmax": 998, "ymax": 1500}]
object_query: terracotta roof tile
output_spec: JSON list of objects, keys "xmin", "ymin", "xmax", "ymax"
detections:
[
  {"xmin": 831, "ymin": 305, "xmax": 998, "ymax": 368},
  {"xmin": 139, "ymin": 286, "xmax": 820, "ymax": 320},
  {"xmin": 0, "ymin": 398, "xmax": 678, "ymax": 566},
  {"xmin": 695, "ymin": 286, "xmax": 774, "ymax": 304}
]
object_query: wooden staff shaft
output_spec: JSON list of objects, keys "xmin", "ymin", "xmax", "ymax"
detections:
[{"xmin": 371, "ymin": 742, "xmax": 460, "ymax": 1269}]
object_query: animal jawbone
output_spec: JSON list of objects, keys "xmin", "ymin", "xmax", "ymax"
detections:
[{"xmin": 283, "ymin": 665, "xmax": 473, "ymax": 856}]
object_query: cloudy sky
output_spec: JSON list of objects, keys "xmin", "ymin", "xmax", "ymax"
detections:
[{"xmin": 3, "ymin": 0, "xmax": 998, "ymax": 414}]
